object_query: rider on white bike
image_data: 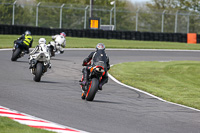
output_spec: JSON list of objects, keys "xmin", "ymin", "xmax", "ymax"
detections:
[
  {"xmin": 29, "ymin": 38, "xmax": 51, "ymax": 69},
  {"xmin": 48, "ymin": 32, "xmax": 66, "ymax": 56}
]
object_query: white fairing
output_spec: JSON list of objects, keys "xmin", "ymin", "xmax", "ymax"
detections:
[
  {"xmin": 39, "ymin": 43, "xmax": 48, "ymax": 53},
  {"xmin": 47, "ymin": 35, "xmax": 66, "ymax": 54},
  {"xmin": 30, "ymin": 43, "xmax": 50, "ymax": 63},
  {"xmin": 55, "ymin": 35, "xmax": 65, "ymax": 45}
]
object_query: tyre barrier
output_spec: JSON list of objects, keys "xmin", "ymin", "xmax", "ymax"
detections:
[{"xmin": 0, "ymin": 24, "xmax": 196, "ymax": 43}]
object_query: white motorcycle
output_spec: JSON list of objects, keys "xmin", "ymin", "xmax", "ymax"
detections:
[
  {"xmin": 47, "ymin": 35, "xmax": 66, "ymax": 57},
  {"xmin": 29, "ymin": 41, "xmax": 51, "ymax": 82}
]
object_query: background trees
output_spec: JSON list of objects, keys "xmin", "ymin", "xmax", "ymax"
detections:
[
  {"xmin": 146, "ymin": 0, "xmax": 200, "ymax": 33},
  {"xmin": 0, "ymin": 0, "xmax": 199, "ymax": 33}
]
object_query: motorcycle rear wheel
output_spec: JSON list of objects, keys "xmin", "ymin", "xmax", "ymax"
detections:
[
  {"xmin": 34, "ymin": 63, "xmax": 43, "ymax": 82},
  {"xmin": 11, "ymin": 48, "xmax": 21, "ymax": 61},
  {"xmin": 86, "ymin": 78, "xmax": 99, "ymax": 101}
]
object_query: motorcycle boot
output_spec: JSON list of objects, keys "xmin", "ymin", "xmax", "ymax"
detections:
[
  {"xmin": 29, "ymin": 59, "xmax": 36, "ymax": 69},
  {"xmin": 29, "ymin": 64, "xmax": 33, "ymax": 69},
  {"xmin": 29, "ymin": 59, "xmax": 33, "ymax": 69},
  {"xmin": 25, "ymin": 49, "xmax": 29, "ymax": 54},
  {"xmin": 99, "ymin": 73, "xmax": 108, "ymax": 90},
  {"xmin": 22, "ymin": 44, "xmax": 30, "ymax": 54},
  {"xmin": 48, "ymin": 63, "xmax": 52, "ymax": 69},
  {"xmin": 81, "ymin": 90, "xmax": 86, "ymax": 99},
  {"xmin": 98, "ymin": 83, "xmax": 103, "ymax": 90},
  {"xmin": 80, "ymin": 68, "xmax": 89, "ymax": 86}
]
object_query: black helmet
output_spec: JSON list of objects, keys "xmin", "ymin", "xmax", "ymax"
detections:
[
  {"xmin": 25, "ymin": 30, "xmax": 31, "ymax": 36},
  {"xmin": 96, "ymin": 43, "xmax": 105, "ymax": 51}
]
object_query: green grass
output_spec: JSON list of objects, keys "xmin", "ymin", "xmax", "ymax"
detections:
[
  {"xmin": 0, "ymin": 117, "xmax": 54, "ymax": 133},
  {"xmin": 1, "ymin": 34, "xmax": 200, "ymax": 50},
  {"xmin": 109, "ymin": 61, "xmax": 200, "ymax": 110}
]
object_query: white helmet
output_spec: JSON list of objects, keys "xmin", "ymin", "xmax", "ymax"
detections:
[{"xmin": 38, "ymin": 38, "xmax": 46, "ymax": 44}]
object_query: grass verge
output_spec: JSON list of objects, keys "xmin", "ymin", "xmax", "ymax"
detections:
[
  {"xmin": 0, "ymin": 117, "xmax": 54, "ymax": 133},
  {"xmin": 109, "ymin": 61, "xmax": 200, "ymax": 110},
  {"xmin": 1, "ymin": 34, "xmax": 200, "ymax": 50}
]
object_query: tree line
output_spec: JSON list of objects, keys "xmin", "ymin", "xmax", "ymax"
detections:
[{"xmin": 0, "ymin": 0, "xmax": 199, "ymax": 33}]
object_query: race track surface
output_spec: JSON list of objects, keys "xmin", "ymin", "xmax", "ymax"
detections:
[{"xmin": 0, "ymin": 49, "xmax": 200, "ymax": 133}]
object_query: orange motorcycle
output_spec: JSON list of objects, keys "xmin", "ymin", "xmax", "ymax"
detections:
[{"xmin": 80, "ymin": 61, "xmax": 106, "ymax": 101}]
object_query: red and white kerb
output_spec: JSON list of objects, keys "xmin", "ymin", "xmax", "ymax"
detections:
[{"xmin": 0, "ymin": 106, "xmax": 88, "ymax": 133}]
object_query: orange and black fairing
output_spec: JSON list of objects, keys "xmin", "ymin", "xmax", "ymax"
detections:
[{"xmin": 90, "ymin": 65, "xmax": 105, "ymax": 74}]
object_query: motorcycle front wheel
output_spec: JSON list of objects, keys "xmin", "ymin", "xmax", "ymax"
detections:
[
  {"xmin": 11, "ymin": 48, "xmax": 21, "ymax": 61},
  {"xmin": 34, "ymin": 63, "xmax": 43, "ymax": 82},
  {"xmin": 86, "ymin": 78, "xmax": 99, "ymax": 101}
]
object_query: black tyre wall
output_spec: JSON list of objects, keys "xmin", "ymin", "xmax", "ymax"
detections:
[{"xmin": 0, "ymin": 24, "xmax": 191, "ymax": 43}]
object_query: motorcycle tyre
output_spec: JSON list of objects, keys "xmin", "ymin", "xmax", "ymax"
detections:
[
  {"xmin": 11, "ymin": 48, "xmax": 21, "ymax": 61},
  {"xmin": 34, "ymin": 63, "xmax": 43, "ymax": 82},
  {"xmin": 86, "ymin": 78, "xmax": 99, "ymax": 101}
]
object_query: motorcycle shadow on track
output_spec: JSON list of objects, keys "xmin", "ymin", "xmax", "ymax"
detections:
[
  {"xmin": 50, "ymin": 58, "xmax": 71, "ymax": 62},
  {"xmin": 30, "ymin": 79, "xmax": 63, "ymax": 84},
  {"xmin": 13, "ymin": 60, "xmax": 29, "ymax": 63},
  {"xmin": 37, "ymin": 80, "xmax": 63, "ymax": 84},
  {"xmin": 91, "ymin": 99, "xmax": 122, "ymax": 105},
  {"xmin": 24, "ymin": 79, "xmax": 62, "ymax": 84}
]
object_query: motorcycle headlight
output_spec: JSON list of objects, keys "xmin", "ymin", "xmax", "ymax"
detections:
[{"xmin": 96, "ymin": 67, "xmax": 104, "ymax": 73}]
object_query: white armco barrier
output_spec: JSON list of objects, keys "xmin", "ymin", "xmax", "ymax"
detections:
[{"xmin": 100, "ymin": 25, "xmax": 114, "ymax": 31}]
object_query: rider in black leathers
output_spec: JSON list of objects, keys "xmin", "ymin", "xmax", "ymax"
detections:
[{"xmin": 80, "ymin": 43, "xmax": 110, "ymax": 90}]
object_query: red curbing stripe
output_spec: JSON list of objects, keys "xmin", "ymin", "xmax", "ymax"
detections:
[
  {"xmin": 0, "ymin": 108, "xmax": 7, "ymax": 110},
  {"xmin": 0, "ymin": 111, "xmax": 25, "ymax": 116},
  {"xmin": 8, "ymin": 117, "xmax": 49, "ymax": 123},
  {"xmin": 29, "ymin": 125, "xmax": 80, "ymax": 132},
  {"xmin": 0, "ymin": 106, "xmax": 88, "ymax": 132}
]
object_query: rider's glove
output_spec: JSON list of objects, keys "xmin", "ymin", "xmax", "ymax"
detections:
[
  {"xmin": 107, "ymin": 66, "xmax": 110, "ymax": 71},
  {"xmin": 82, "ymin": 62, "xmax": 87, "ymax": 66}
]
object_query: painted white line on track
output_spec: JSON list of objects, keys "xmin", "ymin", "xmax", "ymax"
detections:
[
  {"xmin": 1, "ymin": 48, "xmax": 200, "ymax": 52},
  {"xmin": 0, "ymin": 48, "xmax": 12, "ymax": 51},
  {"xmin": 0, "ymin": 106, "xmax": 89, "ymax": 133},
  {"xmin": 108, "ymin": 73, "xmax": 200, "ymax": 112},
  {"xmin": 63, "ymin": 48, "xmax": 177, "ymax": 51},
  {"xmin": 66, "ymin": 48, "xmax": 200, "ymax": 52}
]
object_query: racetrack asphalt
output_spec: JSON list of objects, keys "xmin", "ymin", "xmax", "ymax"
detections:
[{"xmin": 0, "ymin": 49, "xmax": 200, "ymax": 133}]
